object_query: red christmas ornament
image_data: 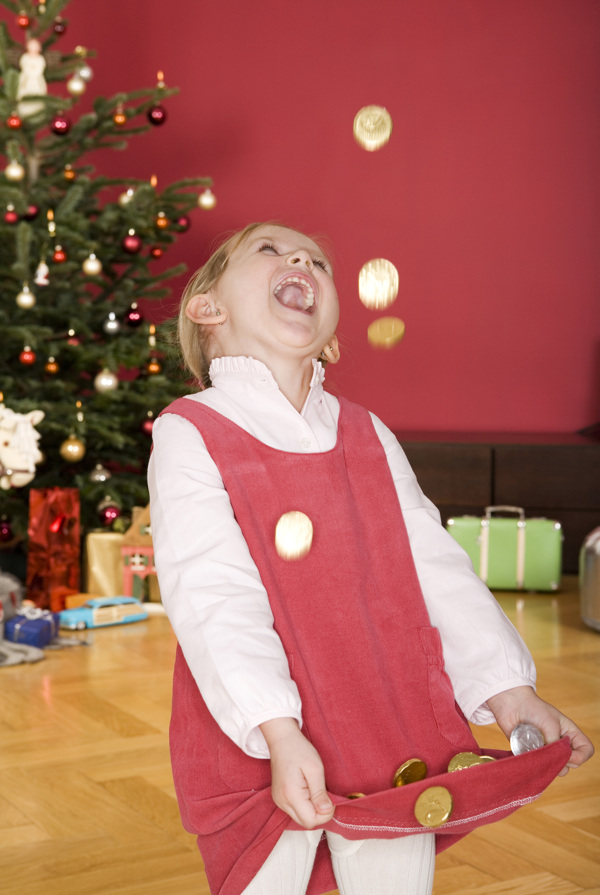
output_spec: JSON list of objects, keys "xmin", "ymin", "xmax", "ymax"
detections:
[
  {"xmin": 53, "ymin": 16, "xmax": 66, "ymax": 35},
  {"xmin": 24, "ymin": 204, "xmax": 40, "ymax": 220},
  {"xmin": 141, "ymin": 416, "xmax": 155, "ymax": 436},
  {"xmin": 177, "ymin": 214, "xmax": 191, "ymax": 231},
  {"xmin": 19, "ymin": 347, "xmax": 36, "ymax": 365},
  {"xmin": 49, "ymin": 513, "xmax": 68, "ymax": 534},
  {"xmin": 147, "ymin": 104, "xmax": 167, "ymax": 126},
  {"xmin": 125, "ymin": 303, "xmax": 143, "ymax": 327},
  {"xmin": 4, "ymin": 208, "xmax": 18, "ymax": 225},
  {"xmin": 51, "ymin": 114, "xmax": 72, "ymax": 136},
  {"xmin": 150, "ymin": 246, "xmax": 163, "ymax": 259},
  {"xmin": 0, "ymin": 518, "xmax": 13, "ymax": 542},
  {"xmin": 6, "ymin": 114, "xmax": 22, "ymax": 130},
  {"xmin": 53, "ymin": 245, "xmax": 67, "ymax": 263},
  {"xmin": 17, "ymin": 12, "xmax": 31, "ymax": 28},
  {"xmin": 99, "ymin": 503, "xmax": 121, "ymax": 527},
  {"xmin": 122, "ymin": 232, "xmax": 142, "ymax": 254}
]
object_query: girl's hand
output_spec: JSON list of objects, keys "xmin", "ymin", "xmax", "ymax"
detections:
[
  {"xmin": 259, "ymin": 718, "xmax": 335, "ymax": 828},
  {"xmin": 487, "ymin": 686, "xmax": 594, "ymax": 775}
]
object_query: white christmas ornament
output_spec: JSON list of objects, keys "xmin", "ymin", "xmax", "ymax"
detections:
[
  {"xmin": 118, "ymin": 188, "xmax": 135, "ymax": 207},
  {"xmin": 67, "ymin": 73, "xmax": 86, "ymax": 96},
  {"xmin": 82, "ymin": 253, "xmax": 102, "ymax": 276},
  {"xmin": 78, "ymin": 64, "xmax": 93, "ymax": 82},
  {"xmin": 94, "ymin": 368, "xmax": 119, "ymax": 392},
  {"xmin": 198, "ymin": 188, "xmax": 217, "ymax": 210},
  {"xmin": 103, "ymin": 312, "xmax": 120, "ymax": 335},
  {"xmin": 0, "ymin": 404, "xmax": 45, "ymax": 489},
  {"xmin": 17, "ymin": 39, "xmax": 48, "ymax": 119},
  {"xmin": 34, "ymin": 261, "xmax": 50, "ymax": 286},
  {"xmin": 5, "ymin": 160, "xmax": 25, "ymax": 182}
]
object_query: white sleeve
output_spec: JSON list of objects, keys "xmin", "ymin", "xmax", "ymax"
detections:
[
  {"xmin": 148, "ymin": 412, "xmax": 302, "ymax": 758},
  {"xmin": 369, "ymin": 413, "xmax": 537, "ymax": 725}
]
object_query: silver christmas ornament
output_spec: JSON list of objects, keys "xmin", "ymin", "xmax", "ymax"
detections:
[
  {"xmin": 94, "ymin": 368, "xmax": 119, "ymax": 392},
  {"xmin": 16, "ymin": 284, "xmax": 35, "ymax": 309},
  {"xmin": 102, "ymin": 312, "xmax": 121, "ymax": 335}
]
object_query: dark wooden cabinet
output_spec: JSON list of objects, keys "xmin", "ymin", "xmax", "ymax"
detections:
[{"xmin": 397, "ymin": 432, "xmax": 600, "ymax": 573}]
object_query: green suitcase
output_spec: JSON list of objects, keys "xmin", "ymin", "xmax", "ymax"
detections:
[{"xmin": 446, "ymin": 505, "xmax": 562, "ymax": 591}]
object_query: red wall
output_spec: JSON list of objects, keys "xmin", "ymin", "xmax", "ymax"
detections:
[{"xmin": 16, "ymin": 0, "xmax": 600, "ymax": 432}]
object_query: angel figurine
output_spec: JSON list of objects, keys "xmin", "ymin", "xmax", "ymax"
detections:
[{"xmin": 17, "ymin": 39, "xmax": 47, "ymax": 118}]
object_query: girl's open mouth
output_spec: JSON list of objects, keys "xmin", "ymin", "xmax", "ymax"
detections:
[{"xmin": 274, "ymin": 275, "xmax": 316, "ymax": 314}]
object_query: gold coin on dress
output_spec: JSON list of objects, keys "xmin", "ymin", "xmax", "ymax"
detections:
[
  {"xmin": 353, "ymin": 105, "xmax": 393, "ymax": 151},
  {"xmin": 477, "ymin": 755, "xmax": 497, "ymax": 763},
  {"xmin": 346, "ymin": 793, "xmax": 366, "ymax": 799},
  {"xmin": 393, "ymin": 758, "xmax": 428, "ymax": 787},
  {"xmin": 358, "ymin": 259, "xmax": 399, "ymax": 310},
  {"xmin": 447, "ymin": 752, "xmax": 484, "ymax": 772},
  {"xmin": 275, "ymin": 511, "xmax": 313, "ymax": 560},
  {"xmin": 414, "ymin": 786, "xmax": 453, "ymax": 828},
  {"xmin": 367, "ymin": 316, "xmax": 405, "ymax": 349}
]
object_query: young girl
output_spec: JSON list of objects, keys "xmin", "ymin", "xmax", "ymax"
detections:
[{"xmin": 148, "ymin": 222, "xmax": 593, "ymax": 895}]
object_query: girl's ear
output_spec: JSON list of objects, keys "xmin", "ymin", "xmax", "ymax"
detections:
[
  {"xmin": 320, "ymin": 334, "xmax": 340, "ymax": 364},
  {"xmin": 185, "ymin": 294, "xmax": 228, "ymax": 326}
]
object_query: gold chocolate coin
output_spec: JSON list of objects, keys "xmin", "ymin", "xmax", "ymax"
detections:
[
  {"xmin": 393, "ymin": 758, "xmax": 428, "ymax": 787},
  {"xmin": 447, "ymin": 752, "xmax": 484, "ymax": 772},
  {"xmin": 358, "ymin": 258, "xmax": 399, "ymax": 310},
  {"xmin": 346, "ymin": 793, "xmax": 365, "ymax": 799},
  {"xmin": 275, "ymin": 511, "xmax": 313, "ymax": 560},
  {"xmin": 353, "ymin": 105, "xmax": 393, "ymax": 151},
  {"xmin": 367, "ymin": 317, "xmax": 405, "ymax": 350},
  {"xmin": 478, "ymin": 755, "xmax": 497, "ymax": 763},
  {"xmin": 414, "ymin": 786, "xmax": 453, "ymax": 828}
]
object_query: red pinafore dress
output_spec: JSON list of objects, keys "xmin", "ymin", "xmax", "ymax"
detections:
[{"xmin": 160, "ymin": 396, "xmax": 569, "ymax": 895}]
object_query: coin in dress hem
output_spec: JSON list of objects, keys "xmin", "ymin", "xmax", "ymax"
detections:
[
  {"xmin": 393, "ymin": 758, "xmax": 427, "ymax": 787},
  {"xmin": 414, "ymin": 786, "xmax": 453, "ymax": 828}
]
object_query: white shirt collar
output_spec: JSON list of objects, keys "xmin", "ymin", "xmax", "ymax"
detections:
[{"xmin": 209, "ymin": 356, "xmax": 326, "ymax": 416}]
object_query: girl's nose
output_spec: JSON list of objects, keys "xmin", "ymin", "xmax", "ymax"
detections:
[{"xmin": 287, "ymin": 251, "xmax": 313, "ymax": 270}]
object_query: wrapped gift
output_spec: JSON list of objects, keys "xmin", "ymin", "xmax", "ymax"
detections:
[
  {"xmin": 26, "ymin": 488, "xmax": 80, "ymax": 611},
  {"xmin": 5, "ymin": 607, "xmax": 60, "ymax": 648},
  {"xmin": 84, "ymin": 531, "xmax": 124, "ymax": 596}
]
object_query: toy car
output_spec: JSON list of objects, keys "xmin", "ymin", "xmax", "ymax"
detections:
[{"xmin": 59, "ymin": 596, "xmax": 149, "ymax": 630}]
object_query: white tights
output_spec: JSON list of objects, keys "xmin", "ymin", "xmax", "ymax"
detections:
[{"xmin": 241, "ymin": 829, "xmax": 435, "ymax": 895}]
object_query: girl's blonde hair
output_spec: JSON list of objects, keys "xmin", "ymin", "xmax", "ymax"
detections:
[{"xmin": 177, "ymin": 221, "xmax": 332, "ymax": 388}]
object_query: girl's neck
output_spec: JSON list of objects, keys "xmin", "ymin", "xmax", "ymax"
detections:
[{"xmin": 267, "ymin": 356, "xmax": 315, "ymax": 413}]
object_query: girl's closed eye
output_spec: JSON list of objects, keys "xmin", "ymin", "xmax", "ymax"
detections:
[{"xmin": 258, "ymin": 241, "xmax": 329, "ymax": 272}]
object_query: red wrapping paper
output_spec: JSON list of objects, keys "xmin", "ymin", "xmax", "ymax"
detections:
[{"xmin": 26, "ymin": 487, "xmax": 80, "ymax": 611}]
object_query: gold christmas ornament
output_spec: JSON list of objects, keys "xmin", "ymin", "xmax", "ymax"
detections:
[
  {"xmin": 118, "ymin": 188, "xmax": 135, "ymax": 207},
  {"xmin": 94, "ymin": 368, "xmax": 119, "ymax": 392},
  {"xmin": 367, "ymin": 316, "xmax": 405, "ymax": 349},
  {"xmin": 358, "ymin": 259, "xmax": 399, "ymax": 309},
  {"xmin": 198, "ymin": 188, "xmax": 217, "ymax": 210},
  {"xmin": 16, "ymin": 284, "xmax": 35, "ymax": 309},
  {"xmin": 414, "ymin": 786, "xmax": 453, "ymax": 828},
  {"xmin": 5, "ymin": 160, "xmax": 25, "ymax": 181},
  {"xmin": 275, "ymin": 511, "xmax": 314, "ymax": 561},
  {"xmin": 64, "ymin": 164, "xmax": 76, "ymax": 182},
  {"xmin": 67, "ymin": 73, "xmax": 86, "ymax": 96},
  {"xmin": 156, "ymin": 211, "xmax": 169, "ymax": 229},
  {"xmin": 353, "ymin": 105, "xmax": 393, "ymax": 151},
  {"xmin": 59, "ymin": 434, "xmax": 86, "ymax": 463},
  {"xmin": 82, "ymin": 253, "xmax": 102, "ymax": 276},
  {"xmin": 45, "ymin": 356, "xmax": 59, "ymax": 374}
]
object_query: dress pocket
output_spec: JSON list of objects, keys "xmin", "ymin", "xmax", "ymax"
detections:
[{"xmin": 418, "ymin": 626, "xmax": 477, "ymax": 750}]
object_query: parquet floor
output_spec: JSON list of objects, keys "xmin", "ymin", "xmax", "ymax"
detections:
[{"xmin": 0, "ymin": 575, "xmax": 598, "ymax": 894}]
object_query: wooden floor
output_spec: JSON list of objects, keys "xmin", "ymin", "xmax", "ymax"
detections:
[{"xmin": 0, "ymin": 575, "xmax": 598, "ymax": 895}]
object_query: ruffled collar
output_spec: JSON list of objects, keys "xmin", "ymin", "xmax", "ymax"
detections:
[{"xmin": 209, "ymin": 356, "xmax": 326, "ymax": 395}]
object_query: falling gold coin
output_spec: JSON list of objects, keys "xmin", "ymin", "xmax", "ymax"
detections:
[
  {"xmin": 275, "ymin": 511, "xmax": 314, "ymax": 560},
  {"xmin": 393, "ymin": 758, "xmax": 428, "ymax": 787},
  {"xmin": 353, "ymin": 105, "xmax": 393, "ymax": 151},
  {"xmin": 358, "ymin": 259, "xmax": 399, "ymax": 310},
  {"xmin": 346, "ymin": 793, "xmax": 366, "ymax": 799},
  {"xmin": 414, "ymin": 786, "xmax": 453, "ymax": 828},
  {"xmin": 367, "ymin": 316, "xmax": 405, "ymax": 349}
]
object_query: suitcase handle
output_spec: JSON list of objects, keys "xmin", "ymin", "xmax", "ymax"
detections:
[{"xmin": 484, "ymin": 505, "xmax": 525, "ymax": 520}]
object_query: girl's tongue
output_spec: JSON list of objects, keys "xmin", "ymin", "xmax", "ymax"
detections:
[{"xmin": 274, "ymin": 282, "xmax": 315, "ymax": 313}]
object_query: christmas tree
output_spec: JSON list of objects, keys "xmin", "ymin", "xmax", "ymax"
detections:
[{"xmin": 0, "ymin": 0, "xmax": 216, "ymax": 556}]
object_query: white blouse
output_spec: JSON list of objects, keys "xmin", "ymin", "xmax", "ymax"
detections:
[{"xmin": 148, "ymin": 357, "xmax": 535, "ymax": 759}]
